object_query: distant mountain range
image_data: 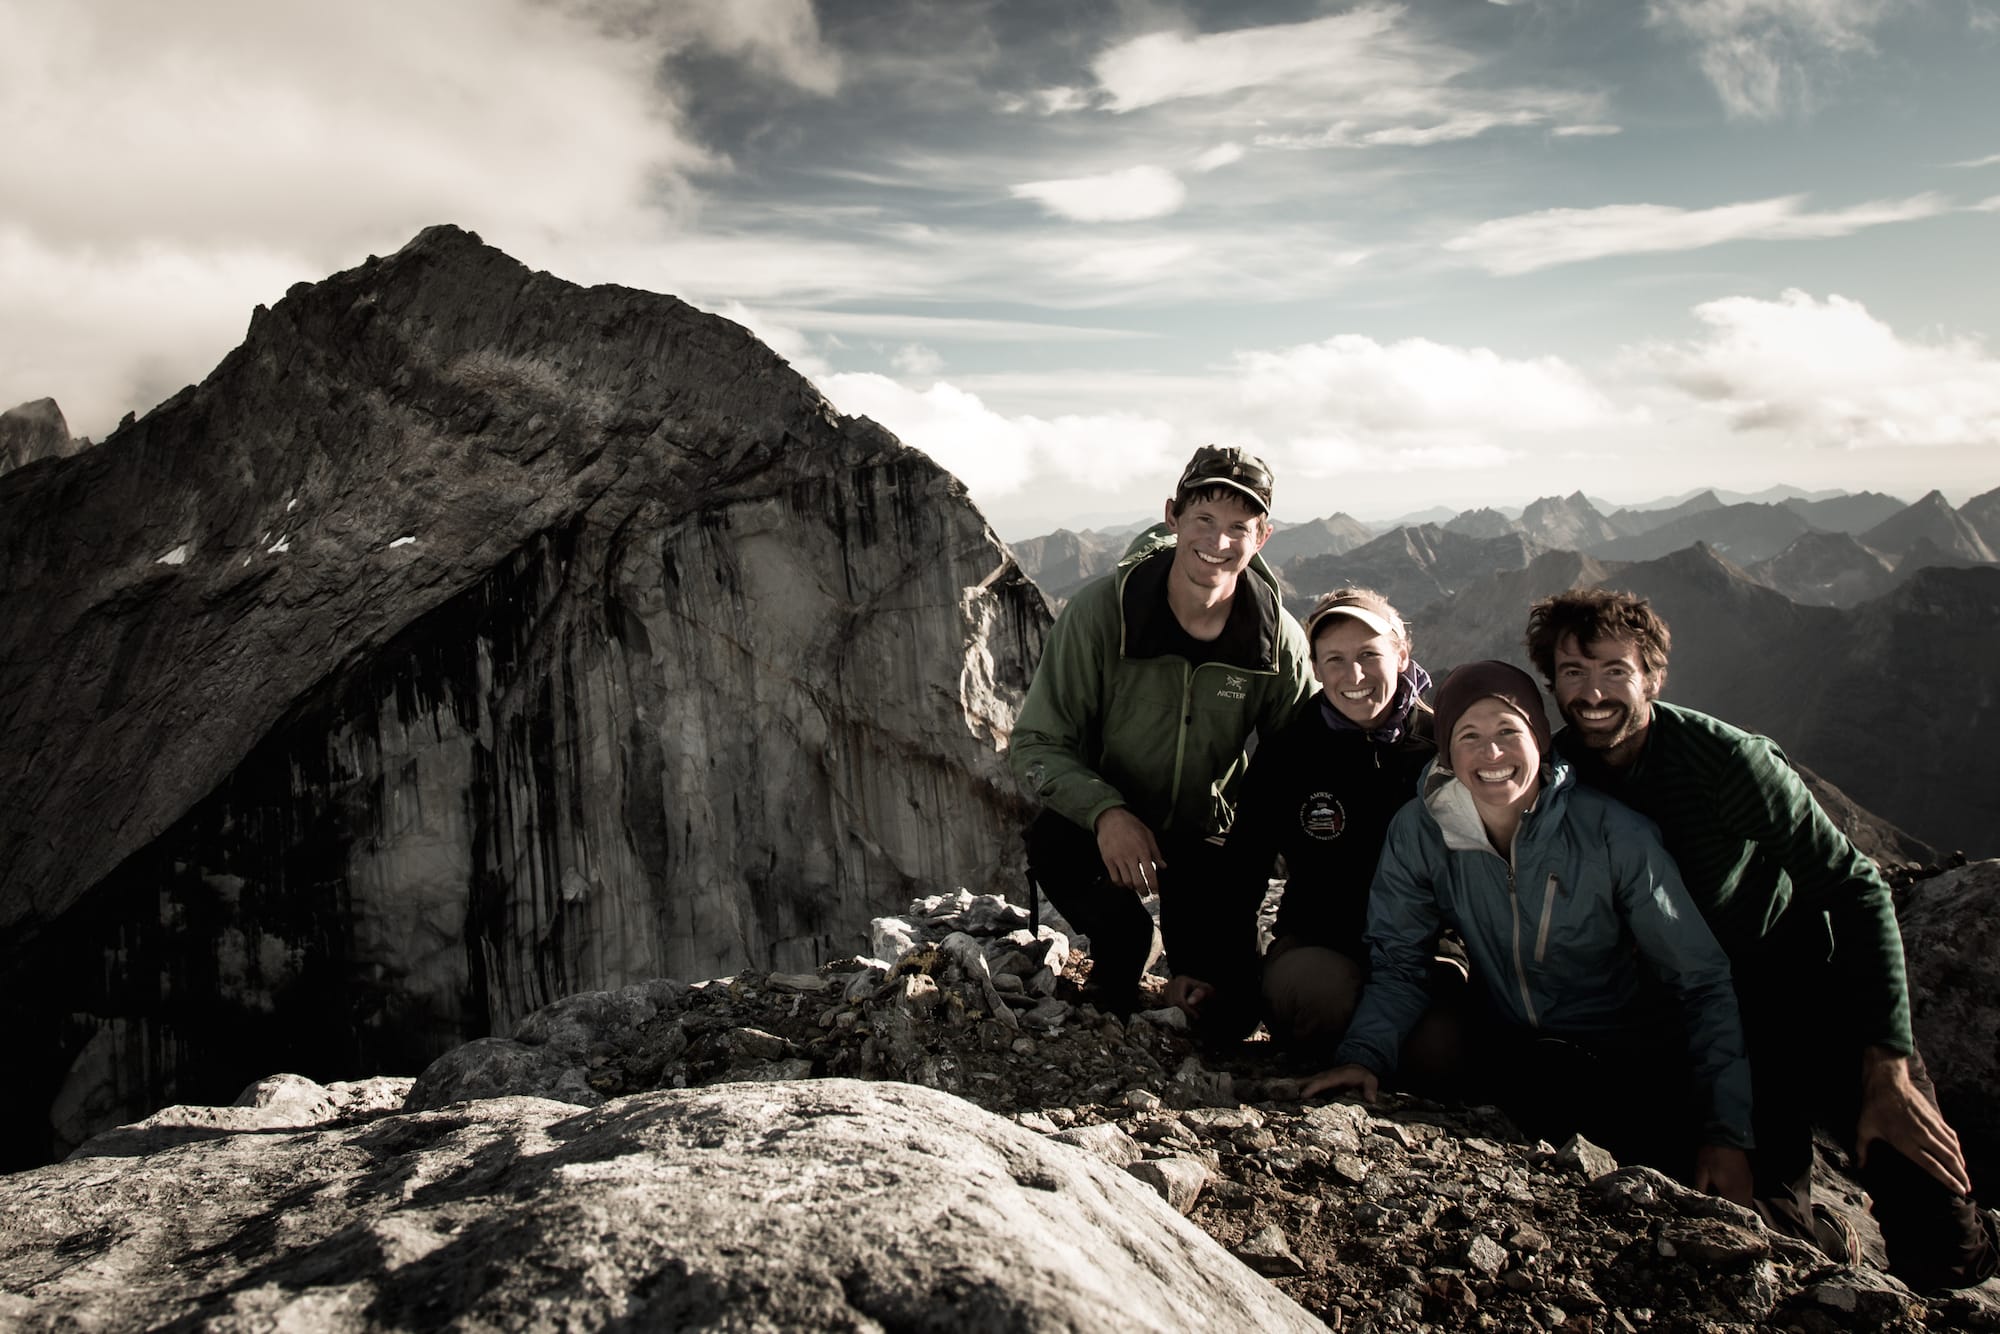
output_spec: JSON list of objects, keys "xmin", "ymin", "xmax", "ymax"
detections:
[
  {"xmin": 1011, "ymin": 485, "xmax": 1999, "ymax": 612},
  {"xmin": 1007, "ymin": 484, "xmax": 2000, "ymax": 858}
]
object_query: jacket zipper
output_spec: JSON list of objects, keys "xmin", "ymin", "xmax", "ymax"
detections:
[
  {"xmin": 1506, "ymin": 860, "xmax": 1540, "ymax": 1027},
  {"xmin": 1168, "ymin": 660, "xmax": 1193, "ymax": 825},
  {"xmin": 1114, "ymin": 546, "xmax": 1285, "ymax": 830},
  {"xmin": 1534, "ymin": 873, "xmax": 1558, "ymax": 964}
]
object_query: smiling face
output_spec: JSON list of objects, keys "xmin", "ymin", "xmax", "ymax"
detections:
[
  {"xmin": 1448, "ymin": 697, "xmax": 1543, "ymax": 824},
  {"xmin": 1162, "ymin": 492, "xmax": 1269, "ymax": 593},
  {"xmin": 1312, "ymin": 616, "xmax": 1410, "ymax": 727},
  {"xmin": 1550, "ymin": 632, "xmax": 1660, "ymax": 767}
]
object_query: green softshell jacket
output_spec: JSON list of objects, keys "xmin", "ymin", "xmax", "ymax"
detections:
[
  {"xmin": 1009, "ymin": 524, "xmax": 1316, "ymax": 837},
  {"xmin": 1558, "ymin": 701, "xmax": 1915, "ymax": 1055}
]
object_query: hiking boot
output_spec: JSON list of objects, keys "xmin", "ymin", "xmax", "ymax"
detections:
[{"xmin": 1811, "ymin": 1202, "xmax": 1862, "ymax": 1267}]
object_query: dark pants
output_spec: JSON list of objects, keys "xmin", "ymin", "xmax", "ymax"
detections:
[
  {"xmin": 1737, "ymin": 955, "xmax": 1998, "ymax": 1292},
  {"xmin": 1463, "ymin": 1009, "xmax": 1704, "ymax": 1178},
  {"xmin": 1023, "ymin": 809, "xmax": 1259, "ymax": 1039}
]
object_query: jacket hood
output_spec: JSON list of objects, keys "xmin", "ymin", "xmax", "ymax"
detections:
[{"xmin": 1420, "ymin": 755, "xmax": 1574, "ymax": 855}]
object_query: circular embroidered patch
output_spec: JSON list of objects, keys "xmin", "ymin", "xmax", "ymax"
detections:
[{"xmin": 1300, "ymin": 792, "xmax": 1346, "ymax": 840}]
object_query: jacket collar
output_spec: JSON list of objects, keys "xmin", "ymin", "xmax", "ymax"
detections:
[
  {"xmin": 1421, "ymin": 756, "xmax": 1573, "ymax": 856},
  {"xmin": 1114, "ymin": 528, "xmax": 1284, "ymax": 672}
]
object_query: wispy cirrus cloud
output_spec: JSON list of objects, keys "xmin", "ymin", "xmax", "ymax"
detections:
[
  {"xmin": 1053, "ymin": 7, "xmax": 1603, "ymax": 149},
  {"xmin": 1445, "ymin": 192, "xmax": 1950, "ymax": 274},
  {"xmin": 1646, "ymin": 0, "xmax": 1906, "ymax": 118},
  {"xmin": 1632, "ymin": 289, "xmax": 2000, "ymax": 447},
  {"xmin": 1011, "ymin": 165, "xmax": 1188, "ymax": 222}
]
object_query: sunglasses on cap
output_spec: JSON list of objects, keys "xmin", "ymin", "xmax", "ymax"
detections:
[{"xmin": 1176, "ymin": 445, "xmax": 1273, "ymax": 510}]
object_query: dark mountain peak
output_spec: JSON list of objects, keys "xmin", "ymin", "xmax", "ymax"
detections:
[
  {"xmin": 1745, "ymin": 531, "xmax": 1896, "ymax": 608},
  {"xmin": 1444, "ymin": 506, "xmax": 1516, "ymax": 539},
  {"xmin": 1860, "ymin": 490, "xmax": 1997, "ymax": 563},
  {"xmin": 1523, "ymin": 492, "xmax": 1597, "ymax": 519},
  {"xmin": 1260, "ymin": 511, "xmax": 1374, "ymax": 571},
  {"xmin": 1879, "ymin": 561, "xmax": 2000, "ymax": 609},
  {"xmin": 2, "ymin": 395, "xmax": 64, "ymax": 428},
  {"xmin": 1960, "ymin": 485, "xmax": 2000, "ymax": 552},
  {"xmin": 0, "ymin": 396, "xmax": 83, "ymax": 476},
  {"xmin": 1648, "ymin": 540, "xmax": 1763, "ymax": 590},
  {"xmin": 0, "ymin": 223, "xmax": 1032, "ymax": 935}
]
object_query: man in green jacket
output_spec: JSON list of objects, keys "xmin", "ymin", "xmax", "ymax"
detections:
[
  {"xmin": 1011, "ymin": 446, "xmax": 1315, "ymax": 1028},
  {"xmin": 1526, "ymin": 589, "xmax": 1996, "ymax": 1292}
]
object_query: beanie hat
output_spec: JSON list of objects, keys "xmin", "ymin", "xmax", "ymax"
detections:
[{"xmin": 1433, "ymin": 660, "xmax": 1551, "ymax": 757}]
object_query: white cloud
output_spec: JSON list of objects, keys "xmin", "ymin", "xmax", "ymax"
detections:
[
  {"xmin": 1646, "ymin": 0, "xmax": 1905, "ymax": 118},
  {"xmin": 0, "ymin": 227, "xmax": 311, "ymax": 439},
  {"xmin": 1074, "ymin": 8, "xmax": 1600, "ymax": 147},
  {"xmin": 0, "ymin": 0, "xmax": 838, "ymax": 434},
  {"xmin": 1090, "ymin": 9, "xmax": 1405, "ymax": 112},
  {"xmin": 713, "ymin": 301, "xmax": 829, "ymax": 376},
  {"xmin": 1445, "ymin": 192, "xmax": 1950, "ymax": 274},
  {"xmin": 1191, "ymin": 144, "xmax": 1246, "ymax": 172},
  {"xmin": 1634, "ymin": 289, "xmax": 2000, "ymax": 447},
  {"xmin": 1948, "ymin": 152, "xmax": 2000, "ymax": 168},
  {"xmin": 1011, "ymin": 166, "xmax": 1188, "ymax": 222},
  {"xmin": 1553, "ymin": 124, "xmax": 1624, "ymax": 137},
  {"xmin": 1229, "ymin": 336, "xmax": 1619, "ymax": 479},
  {"xmin": 891, "ymin": 344, "xmax": 944, "ymax": 375},
  {"xmin": 1356, "ymin": 111, "xmax": 1548, "ymax": 147},
  {"xmin": 813, "ymin": 333, "xmax": 1620, "ymax": 510},
  {"xmin": 816, "ymin": 373, "xmax": 1178, "ymax": 497}
]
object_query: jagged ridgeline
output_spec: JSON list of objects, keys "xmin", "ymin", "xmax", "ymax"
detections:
[{"xmin": 0, "ymin": 226, "xmax": 1050, "ymax": 1167}]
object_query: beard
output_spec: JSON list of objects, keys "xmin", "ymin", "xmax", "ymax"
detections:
[{"xmin": 1562, "ymin": 699, "xmax": 1645, "ymax": 752}]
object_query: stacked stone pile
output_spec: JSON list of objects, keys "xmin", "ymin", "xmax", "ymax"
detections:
[{"xmin": 7, "ymin": 888, "xmax": 1997, "ymax": 1332}]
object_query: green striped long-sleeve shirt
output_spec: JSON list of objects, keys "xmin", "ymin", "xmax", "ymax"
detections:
[{"xmin": 1557, "ymin": 700, "xmax": 1913, "ymax": 1055}]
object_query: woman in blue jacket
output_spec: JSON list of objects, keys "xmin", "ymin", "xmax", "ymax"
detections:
[{"xmin": 1305, "ymin": 661, "xmax": 1754, "ymax": 1202}]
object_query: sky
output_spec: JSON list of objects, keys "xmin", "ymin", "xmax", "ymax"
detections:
[{"xmin": 3, "ymin": 0, "xmax": 1997, "ymax": 538}]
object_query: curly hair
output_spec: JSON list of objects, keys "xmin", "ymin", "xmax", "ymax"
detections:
[{"xmin": 1524, "ymin": 589, "xmax": 1671, "ymax": 686}]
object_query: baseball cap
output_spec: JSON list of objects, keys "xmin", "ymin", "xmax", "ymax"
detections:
[
  {"xmin": 1175, "ymin": 445, "xmax": 1273, "ymax": 514},
  {"xmin": 1304, "ymin": 588, "xmax": 1402, "ymax": 645}
]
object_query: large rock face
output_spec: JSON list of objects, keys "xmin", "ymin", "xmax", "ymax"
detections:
[
  {"xmin": 2, "ymin": 1078, "xmax": 1323, "ymax": 1333},
  {"xmin": 0, "ymin": 225, "xmax": 1048, "ymax": 1165},
  {"xmin": 1898, "ymin": 860, "xmax": 2000, "ymax": 1184}
]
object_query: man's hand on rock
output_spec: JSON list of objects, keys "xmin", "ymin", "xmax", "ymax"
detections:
[
  {"xmin": 1856, "ymin": 1046, "xmax": 1972, "ymax": 1197},
  {"xmin": 1302, "ymin": 1063, "xmax": 1378, "ymax": 1102},
  {"xmin": 1094, "ymin": 807, "xmax": 1166, "ymax": 895},
  {"xmin": 1162, "ymin": 974, "xmax": 1213, "ymax": 1018},
  {"xmin": 1694, "ymin": 1145, "xmax": 1754, "ymax": 1207}
]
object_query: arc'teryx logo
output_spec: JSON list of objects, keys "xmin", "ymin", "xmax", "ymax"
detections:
[{"xmin": 1216, "ymin": 673, "xmax": 1247, "ymax": 701}]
